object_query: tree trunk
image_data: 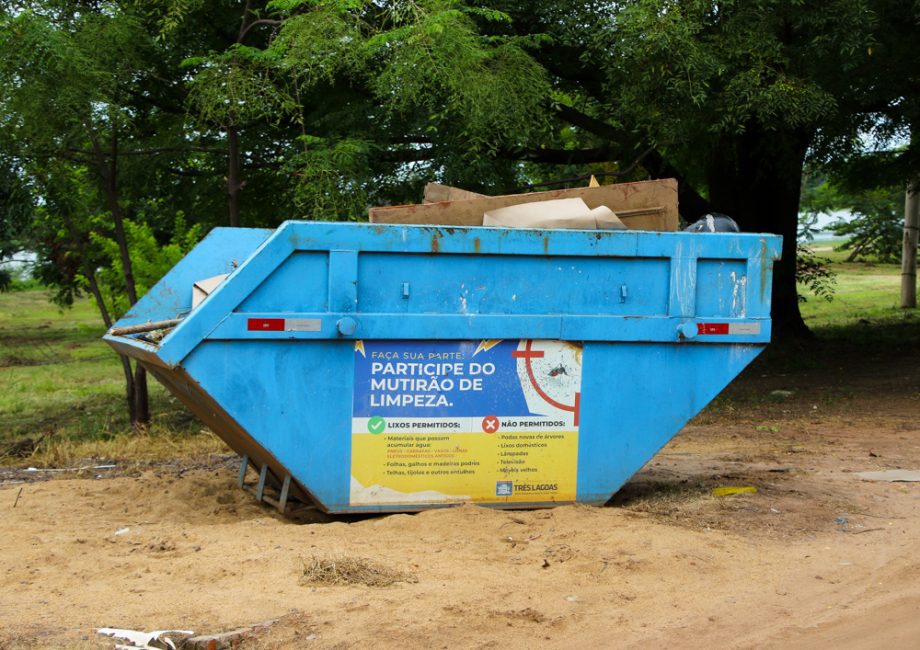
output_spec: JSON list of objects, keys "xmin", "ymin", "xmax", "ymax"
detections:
[
  {"xmin": 85, "ymin": 268, "xmax": 138, "ymax": 424},
  {"xmin": 103, "ymin": 131, "xmax": 139, "ymax": 306},
  {"xmin": 706, "ymin": 126, "xmax": 813, "ymax": 341},
  {"xmin": 902, "ymin": 175, "xmax": 919, "ymax": 308},
  {"xmin": 107, "ymin": 131, "xmax": 148, "ymax": 423},
  {"xmin": 227, "ymin": 123, "xmax": 242, "ymax": 227},
  {"xmin": 58, "ymin": 206, "xmax": 140, "ymax": 423},
  {"xmin": 89, "ymin": 124, "xmax": 149, "ymax": 424},
  {"xmin": 134, "ymin": 364, "xmax": 150, "ymax": 425}
]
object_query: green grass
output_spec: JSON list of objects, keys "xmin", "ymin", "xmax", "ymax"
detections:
[
  {"xmin": 0, "ymin": 290, "xmax": 208, "ymax": 461},
  {"xmin": 799, "ymin": 260, "xmax": 912, "ymax": 329}
]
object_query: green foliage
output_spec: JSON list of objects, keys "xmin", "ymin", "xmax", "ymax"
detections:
[
  {"xmin": 265, "ymin": 1, "xmax": 550, "ymax": 201},
  {"xmin": 161, "ymin": 0, "xmax": 556, "ymax": 217},
  {"xmin": 91, "ymin": 216, "xmax": 202, "ymax": 318},
  {"xmin": 799, "ymin": 173, "xmax": 846, "ymax": 219},
  {"xmin": 185, "ymin": 44, "xmax": 297, "ymax": 129},
  {"xmin": 285, "ymin": 135, "xmax": 373, "ymax": 219},
  {"xmin": 796, "ymin": 175, "xmax": 838, "ymax": 303},
  {"xmin": 143, "ymin": 0, "xmax": 207, "ymax": 37},
  {"xmin": 0, "ymin": 157, "xmax": 35, "ymax": 246},
  {"xmin": 795, "ymin": 244, "xmax": 836, "ymax": 303},
  {"xmin": 576, "ymin": 0, "xmax": 871, "ymax": 144},
  {"xmin": 365, "ymin": 4, "xmax": 551, "ymax": 154},
  {"xmin": 0, "ymin": 8, "xmax": 151, "ymax": 151},
  {"xmin": 5, "ymin": 275, "xmax": 43, "ymax": 292},
  {"xmin": 0, "ymin": 156, "xmax": 36, "ymax": 291},
  {"xmin": 830, "ymin": 186, "xmax": 905, "ymax": 262},
  {"xmin": 800, "ymin": 171, "xmax": 907, "ymax": 263},
  {"xmin": 270, "ymin": 3, "xmax": 369, "ymax": 85}
]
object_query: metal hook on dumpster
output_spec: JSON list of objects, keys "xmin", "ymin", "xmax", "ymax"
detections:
[
  {"xmin": 336, "ymin": 317, "xmax": 358, "ymax": 336},
  {"xmin": 677, "ymin": 322, "xmax": 698, "ymax": 341}
]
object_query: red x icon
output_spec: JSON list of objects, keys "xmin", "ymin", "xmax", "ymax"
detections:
[{"xmin": 481, "ymin": 415, "xmax": 500, "ymax": 433}]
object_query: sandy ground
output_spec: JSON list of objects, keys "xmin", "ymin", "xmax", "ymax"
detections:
[{"xmin": 2, "ymin": 359, "xmax": 919, "ymax": 648}]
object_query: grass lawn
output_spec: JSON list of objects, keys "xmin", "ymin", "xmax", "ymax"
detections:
[
  {"xmin": 0, "ymin": 289, "xmax": 219, "ymax": 463},
  {"xmin": 798, "ymin": 258, "xmax": 914, "ymax": 332}
]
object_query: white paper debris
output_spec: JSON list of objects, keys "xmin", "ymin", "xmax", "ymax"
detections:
[
  {"xmin": 483, "ymin": 198, "xmax": 626, "ymax": 230},
  {"xmin": 97, "ymin": 628, "xmax": 193, "ymax": 650}
]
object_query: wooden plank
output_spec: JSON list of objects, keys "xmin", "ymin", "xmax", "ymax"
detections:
[
  {"xmin": 370, "ymin": 178, "xmax": 679, "ymax": 231},
  {"xmin": 422, "ymin": 183, "xmax": 486, "ymax": 203}
]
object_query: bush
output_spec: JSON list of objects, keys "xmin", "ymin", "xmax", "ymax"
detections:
[
  {"xmin": 91, "ymin": 216, "xmax": 202, "ymax": 318},
  {"xmin": 830, "ymin": 186, "xmax": 904, "ymax": 262}
]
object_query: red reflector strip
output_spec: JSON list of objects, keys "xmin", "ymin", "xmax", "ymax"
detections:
[
  {"xmin": 697, "ymin": 322, "xmax": 730, "ymax": 335},
  {"xmin": 697, "ymin": 322, "xmax": 762, "ymax": 335},
  {"xmin": 247, "ymin": 318, "xmax": 284, "ymax": 331}
]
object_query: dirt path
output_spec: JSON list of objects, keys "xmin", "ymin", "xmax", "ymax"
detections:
[{"xmin": 2, "ymin": 342, "xmax": 918, "ymax": 649}]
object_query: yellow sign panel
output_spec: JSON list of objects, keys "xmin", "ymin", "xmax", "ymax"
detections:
[
  {"xmin": 351, "ymin": 427, "xmax": 578, "ymax": 504},
  {"xmin": 350, "ymin": 340, "xmax": 582, "ymax": 506}
]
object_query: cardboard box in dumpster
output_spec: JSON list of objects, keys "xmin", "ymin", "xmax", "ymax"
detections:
[{"xmin": 369, "ymin": 178, "xmax": 678, "ymax": 231}]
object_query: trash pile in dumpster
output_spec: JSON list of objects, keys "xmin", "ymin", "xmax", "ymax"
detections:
[{"xmin": 369, "ymin": 178, "xmax": 679, "ymax": 230}]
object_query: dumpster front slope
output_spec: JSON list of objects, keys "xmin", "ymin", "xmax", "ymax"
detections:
[
  {"xmin": 577, "ymin": 342, "xmax": 762, "ymax": 503},
  {"xmin": 105, "ymin": 221, "xmax": 781, "ymax": 514},
  {"xmin": 103, "ymin": 226, "xmax": 313, "ymax": 503}
]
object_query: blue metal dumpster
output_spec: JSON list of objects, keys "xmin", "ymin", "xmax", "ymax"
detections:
[{"xmin": 104, "ymin": 221, "xmax": 782, "ymax": 514}]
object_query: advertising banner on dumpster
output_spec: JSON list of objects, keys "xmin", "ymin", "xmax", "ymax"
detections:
[{"xmin": 350, "ymin": 339, "xmax": 581, "ymax": 506}]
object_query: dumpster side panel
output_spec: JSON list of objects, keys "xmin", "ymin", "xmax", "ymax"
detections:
[
  {"xmin": 695, "ymin": 259, "xmax": 749, "ymax": 318},
  {"xmin": 182, "ymin": 340, "xmax": 355, "ymax": 509},
  {"xmin": 576, "ymin": 342, "xmax": 763, "ymax": 502},
  {"xmin": 145, "ymin": 362, "xmax": 312, "ymax": 503},
  {"xmin": 357, "ymin": 254, "xmax": 671, "ymax": 316}
]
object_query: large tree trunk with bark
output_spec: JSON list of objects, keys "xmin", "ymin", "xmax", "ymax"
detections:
[{"xmin": 705, "ymin": 126, "xmax": 813, "ymax": 341}]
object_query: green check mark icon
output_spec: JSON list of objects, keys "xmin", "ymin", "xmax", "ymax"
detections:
[{"xmin": 368, "ymin": 416, "xmax": 386, "ymax": 434}]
